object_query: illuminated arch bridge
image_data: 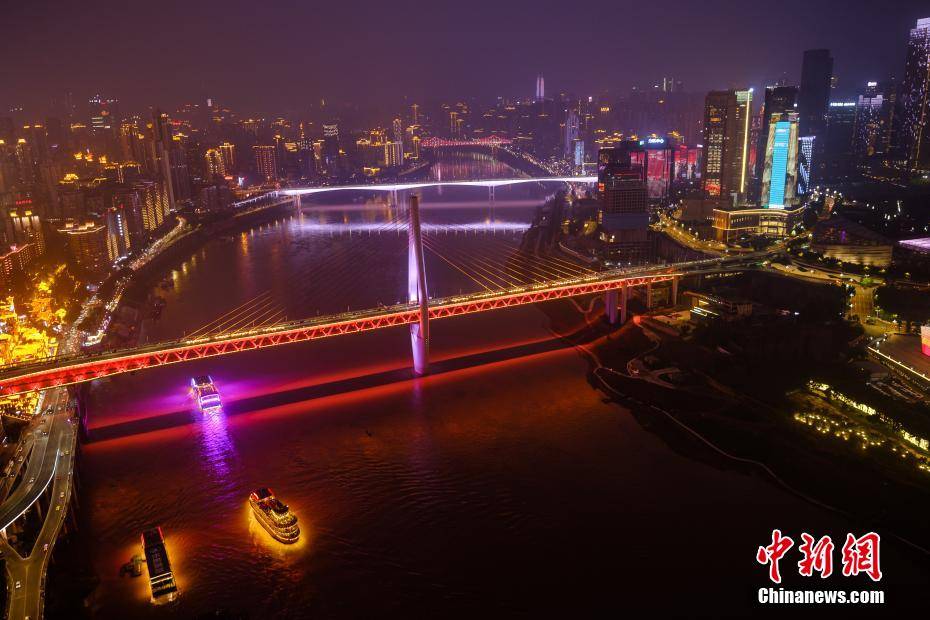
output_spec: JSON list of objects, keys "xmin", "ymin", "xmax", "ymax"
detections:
[{"xmin": 280, "ymin": 176, "xmax": 597, "ymax": 197}]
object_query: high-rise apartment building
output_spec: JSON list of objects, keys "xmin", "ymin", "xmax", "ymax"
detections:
[{"xmin": 253, "ymin": 145, "xmax": 278, "ymax": 182}]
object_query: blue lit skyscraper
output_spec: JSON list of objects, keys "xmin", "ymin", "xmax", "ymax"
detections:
[{"xmin": 761, "ymin": 112, "xmax": 799, "ymax": 209}]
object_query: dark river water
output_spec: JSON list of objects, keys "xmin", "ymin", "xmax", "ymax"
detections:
[{"xmin": 73, "ymin": 154, "xmax": 929, "ymax": 618}]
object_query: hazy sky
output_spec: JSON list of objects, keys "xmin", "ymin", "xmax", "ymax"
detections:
[{"xmin": 2, "ymin": 0, "xmax": 928, "ymax": 115}]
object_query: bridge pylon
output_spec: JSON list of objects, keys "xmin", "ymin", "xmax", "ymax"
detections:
[{"xmin": 408, "ymin": 195, "xmax": 429, "ymax": 375}]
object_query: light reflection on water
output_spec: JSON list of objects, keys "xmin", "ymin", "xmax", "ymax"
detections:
[{"xmin": 198, "ymin": 407, "xmax": 238, "ymax": 484}]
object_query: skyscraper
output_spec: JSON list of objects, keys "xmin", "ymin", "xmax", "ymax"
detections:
[
  {"xmin": 798, "ymin": 49, "xmax": 834, "ymax": 181},
  {"xmin": 701, "ymin": 89, "xmax": 753, "ymax": 204},
  {"xmin": 597, "ymin": 144, "xmax": 651, "ymax": 264},
  {"xmin": 536, "ymin": 75, "xmax": 545, "ymax": 101},
  {"xmin": 899, "ymin": 17, "xmax": 930, "ymax": 172},
  {"xmin": 853, "ymin": 82, "xmax": 886, "ymax": 160},
  {"xmin": 760, "ymin": 113, "xmax": 800, "ymax": 209},
  {"xmin": 754, "ymin": 86, "xmax": 798, "ymax": 194},
  {"xmin": 823, "ymin": 101, "xmax": 857, "ymax": 180},
  {"xmin": 564, "ymin": 109, "xmax": 580, "ymax": 160}
]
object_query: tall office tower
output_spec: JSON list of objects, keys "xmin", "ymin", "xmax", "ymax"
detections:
[
  {"xmin": 700, "ymin": 89, "xmax": 753, "ymax": 204},
  {"xmin": 411, "ymin": 103, "xmax": 420, "ymax": 125},
  {"xmin": 536, "ymin": 75, "xmax": 545, "ymax": 101},
  {"xmin": 879, "ymin": 78, "xmax": 898, "ymax": 156},
  {"xmin": 253, "ymin": 145, "xmax": 278, "ymax": 182},
  {"xmin": 204, "ymin": 148, "xmax": 226, "ymax": 178},
  {"xmin": 823, "ymin": 101, "xmax": 857, "ymax": 180},
  {"xmin": 853, "ymin": 82, "xmax": 886, "ymax": 159},
  {"xmin": 760, "ymin": 112, "xmax": 800, "ymax": 209},
  {"xmin": 754, "ymin": 86, "xmax": 798, "ymax": 193},
  {"xmin": 564, "ymin": 108, "xmax": 580, "ymax": 160},
  {"xmin": 597, "ymin": 144, "xmax": 651, "ymax": 264},
  {"xmin": 899, "ymin": 17, "xmax": 930, "ymax": 172},
  {"xmin": 798, "ymin": 136, "xmax": 815, "ymax": 195},
  {"xmin": 449, "ymin": 111, "xmax": 459, "ymax": 137},
  {"xmin": 798, "ymin": 49, "xmax": 834, "ymax": 181}
]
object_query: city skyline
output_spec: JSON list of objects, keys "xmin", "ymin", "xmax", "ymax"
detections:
[{"xmin": 3, "ymin": 0, "xmax": 930, "ymax": 115}]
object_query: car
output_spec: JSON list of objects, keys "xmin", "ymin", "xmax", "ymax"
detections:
[
  {"xmin": 28, "ymin": 477, "xmax": 35, "ymax": 484},
  {"xmin": 59, "ymin": 491, "xmax": 64, "ymax": 499},
  {"xmin": 15, "ymin": 581, "xmax": 20, "ymax": 589},
  {"xmin": 43, "ymin": 543, "xmax": 48, "ymax": 552}
]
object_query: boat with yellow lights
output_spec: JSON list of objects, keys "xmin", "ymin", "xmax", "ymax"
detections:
[{"xmin": 249, "ymin": 488, "xmax": 300, "ymax": 543}]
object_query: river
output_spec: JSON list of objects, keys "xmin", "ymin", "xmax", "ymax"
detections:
[{"xmin": 66, "ymin": 153, "xmax": 928, "ymax": 618}]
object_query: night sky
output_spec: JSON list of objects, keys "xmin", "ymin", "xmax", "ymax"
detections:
[{"xmin": 2, "ymin": 0, "xmax": 928, "ymax": 115}]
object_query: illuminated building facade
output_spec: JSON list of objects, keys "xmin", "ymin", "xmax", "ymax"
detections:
[
  {"xmin": 712, "ymin": 205, "xmax": 803, "ymax": 242},
  {"xmin": 218, "ymin": 142, "xmax": 236, "ymax": 173},
  {"xmin": 253, "ymin": 145, "xmax": 278, "ymax": 182},
  {"xmin": 760, "ymin": 113, "xmax": 799, "ymax": 209},
  {"xmin": 853, "ymin": 82, "xmax": 886, "ymax": 159},
  {"xmin": 204, "ymin": 148, "xmax": 226, "ymax": 178},
  {"xmin": 0, "ymin": 243, "xmax": 38, "ymax": 288},
  {"xmin": 701, "ymin": 89, "xmax": 752, "ymax": 204},
  {"xmin": 58, "ymin": 220, "xmax": 109, "ymax": 273},
  {"xmin": 899, "ymin": 17, "xmax": 930, "ymax": 172}
]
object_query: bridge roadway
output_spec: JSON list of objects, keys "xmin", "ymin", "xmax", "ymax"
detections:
[
  {"xmin": 0, "ymin": 252, "xmax": 773, "ymax": 398},
  {"xmin": 281, "ymin": 175, "xmax": 597, "ymax": 197}
]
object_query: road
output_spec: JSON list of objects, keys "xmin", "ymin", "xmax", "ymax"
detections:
[{"xmin": 0, "ymin": 388, "xmax": 76, "ymax": 620}]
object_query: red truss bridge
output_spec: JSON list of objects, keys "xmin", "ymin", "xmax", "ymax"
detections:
[{"xmin": 0, "ymin": 251, "xmax": 771, "ymax": 398}]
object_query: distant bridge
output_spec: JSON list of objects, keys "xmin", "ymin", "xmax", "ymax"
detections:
[
  {"xmin": 281, "ymin": 176, "xmax": 597, "ymax": 197},
  {"xmin": 419, "ymin": 136, "xmax": 512, "ymax": 148}
]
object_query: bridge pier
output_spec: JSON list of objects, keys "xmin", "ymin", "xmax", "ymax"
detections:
[
  {"xmin": 671, "ymin": 276, "xmax": 679, "ymax": 307},
  {"xmin": 408, "ymin": 195, "xmax": 429, "ymax": 375},
  {"xmin": 646, "ymin": 282, "xmax": 654, "ymax": 309},
  {"xmin": 605, "ymin": 289, "xmax": 618, "ymax": 324},
  {"xmin": 605, "ymin": 284, "xmax": 628, "ymax": 324}
]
